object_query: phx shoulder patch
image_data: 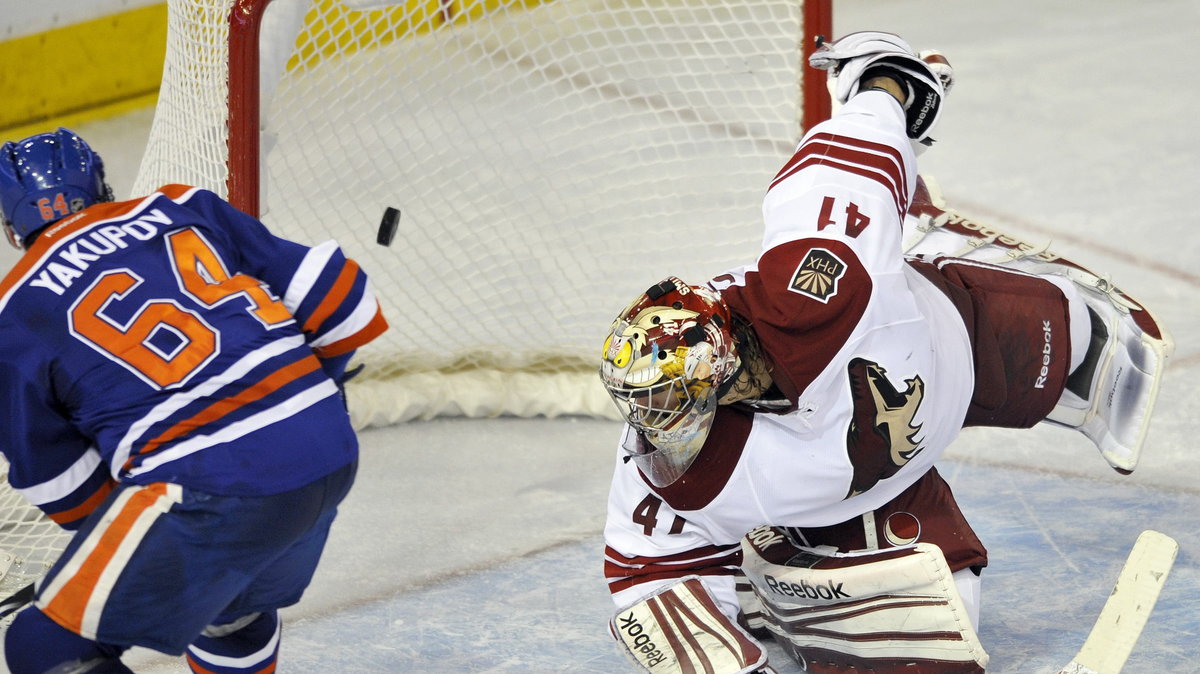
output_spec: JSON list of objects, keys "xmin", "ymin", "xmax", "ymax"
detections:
[{"xmin": 788, "ymin": 247, "xmax": 846, "ymax": 302}]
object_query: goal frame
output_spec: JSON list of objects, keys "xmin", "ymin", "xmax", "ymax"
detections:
[{"xmin": 223, "ymin": 0, "xmax": 832, "ymax": 218}]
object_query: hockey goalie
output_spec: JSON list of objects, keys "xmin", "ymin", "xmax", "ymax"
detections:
[{"xmin": 598, "ymin": 32, "xmax": 1172, "ymax": 673}]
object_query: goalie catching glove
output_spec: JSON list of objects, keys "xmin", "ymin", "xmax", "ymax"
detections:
[{"xmin": 809, "ymin": 31, "xmax": 953, "ymax": 147}]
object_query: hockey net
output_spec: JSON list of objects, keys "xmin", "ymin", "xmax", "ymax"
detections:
[
  {"xmin": 0, "ymin": 0, "xmax": 830, "ymax": 597},
  {"xmin": 132, "ymin": 0, "xmax": 831, "ymax": 427}
]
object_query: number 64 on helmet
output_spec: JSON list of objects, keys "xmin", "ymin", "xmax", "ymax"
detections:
[{"xmin": 0, "ymin": 127, "xmax": 114, "ymax": 249}]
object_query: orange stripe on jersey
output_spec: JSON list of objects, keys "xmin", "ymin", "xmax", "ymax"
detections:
[
  {"xmin": 156, "ymin": 184, "xmax": 196, "ymax": 200},
  {"xmin": 133, "ymin": 355, "xmax": 322, "ymax": 459},
  {"xmin": 41, "ymin": 482, "xmax": 173, "ymax": 634},
  {"xmin": 184, "ymin": 655, "xmax": 215, "ymax": 674},
  {"xmin": 313, "ymin": 303, "xmax": 389, "ymax": 358},
  {"xmin": 47, "ymin": 478, "xmax": 116, "ymax": 527},
  {"xmin": 301, "ymin": 259, "xmax": 361, "ymax": 335}
]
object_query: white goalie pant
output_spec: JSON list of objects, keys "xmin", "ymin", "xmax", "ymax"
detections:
[{"xmin": 738, "ymin": 526, "xmax": 988, "ymax": 674}]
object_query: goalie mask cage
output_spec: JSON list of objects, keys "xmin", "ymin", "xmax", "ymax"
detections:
[{"xmin": 0, "ymin": 0, "xmax": 829, "ymax": 599}]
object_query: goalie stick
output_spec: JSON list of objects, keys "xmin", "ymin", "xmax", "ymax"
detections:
[{"xmin": 1057, "ymin": 530, "xmax": 1179, "ymax": 674}]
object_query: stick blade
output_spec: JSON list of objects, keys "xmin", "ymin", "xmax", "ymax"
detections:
[{"xmin": 1057, "ymin": 530, "xmax": 1179, "ymax": 674}]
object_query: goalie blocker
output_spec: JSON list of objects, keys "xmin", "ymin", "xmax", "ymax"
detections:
[
  {"xmin": 737, "ymin": 526, "xmax": 988, "ymax": 674},
  {"xmin": 610, "ymin": 576, "xmax": 770, "ymax": 674}
]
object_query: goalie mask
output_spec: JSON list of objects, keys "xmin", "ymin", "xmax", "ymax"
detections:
[{"xmin": 600, "ymin": 277, "xmax": 739, "ymax": 487}]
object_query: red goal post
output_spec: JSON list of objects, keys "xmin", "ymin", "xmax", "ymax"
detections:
[
  {"xmin": 134, "ymin": 0, "xmax": 833, "ymax": 427},
  {"xmin": 0, "ymin": 0, "xmax": 832, "ymax": 608}
]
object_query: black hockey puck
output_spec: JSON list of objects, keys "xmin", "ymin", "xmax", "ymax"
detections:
[{"xmin": 377, "ymin": 207, "xmax": 400, "ymax": 247}]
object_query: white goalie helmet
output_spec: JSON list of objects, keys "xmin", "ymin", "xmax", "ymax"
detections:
[{"xmin": 599, "ymin": 277, "xmax": 740, "ymax": 486}]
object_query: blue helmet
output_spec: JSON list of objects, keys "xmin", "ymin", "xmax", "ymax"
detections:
[{"xmin": 0, "ymin": 128, "xmax": 113, "ymax": 247}]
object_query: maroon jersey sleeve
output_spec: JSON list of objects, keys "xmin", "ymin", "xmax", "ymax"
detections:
[{"xmin": 720, "ymin": 238, "xmax": 872, "ymax": 402}]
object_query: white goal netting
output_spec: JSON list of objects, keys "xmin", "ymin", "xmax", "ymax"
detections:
[
  {"xmin": 1, "ymin": 0, "xmax": 829, "ymax": 588},
  {"xmin": 133, "ymin": 0, "xmax": 829, "ymax": 426}
]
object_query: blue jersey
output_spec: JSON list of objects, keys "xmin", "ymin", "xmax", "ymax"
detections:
[{"xmin": 0, "ymin": 185, "xmax": 387, "ymax": 528}]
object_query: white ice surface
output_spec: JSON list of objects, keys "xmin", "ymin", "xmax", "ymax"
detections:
[{"xmin": 4, "ymin": 0, "xmax": 1198, "ymax": 671}]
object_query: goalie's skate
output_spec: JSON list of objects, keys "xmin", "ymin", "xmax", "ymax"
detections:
[
  {"xmin": 905, "ymin": 177, "xmax": 1174, "ymax": 473},
  {"xmin": 1038, "ymin": 266, "xmax": 1173, "ymax": 473}
]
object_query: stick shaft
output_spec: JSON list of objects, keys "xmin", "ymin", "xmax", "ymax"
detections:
[{"xmin": 1058, "ymin": 530, "xmax": 1178, "ymax": 674}]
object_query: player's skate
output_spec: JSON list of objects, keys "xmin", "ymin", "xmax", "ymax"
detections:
[{"xmin": 904, "ymin": 177, "xmax": 1174, "ymax": 474}]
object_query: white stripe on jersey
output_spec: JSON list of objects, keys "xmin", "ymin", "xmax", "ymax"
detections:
[
  {"xmin": 603, "ymin": 546, "xmax": 741, "ymax": 573},
  {"xmin": 188, "ymin": 618, "xmax": 281, "ymax": 667},
  {"xmin": 127, "ymin": 380, "xmax": 339, "ymax": 477},
  {"xmin": 775, "ymin": 133, "xmax": 909, "ymax": 220},
  {"xmin": 282, "ymin": 240, "xmax": 339, "ymax": 314},
  {"xmin": 309, "ymin": 285, "xmax": 381, "ymax": 349},
  {"xmin": 82, "ymin": 485, "xmax": 182, "ymax": 638},
  {"xmin": 16, "ymin": 447, "xmax": 103, "ymax": 506},
  {"xmin": 111, "ymin": 334, "xmax": 308, "ymax": 472},
  {"xmin": 36, "ymin": 483, "xmax": 183, "ymax": 640}
]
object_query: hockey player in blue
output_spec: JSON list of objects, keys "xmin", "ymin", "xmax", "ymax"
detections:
[{"xmin": 0, "ymin": 128, "xmax": 388, "ymax": 673}]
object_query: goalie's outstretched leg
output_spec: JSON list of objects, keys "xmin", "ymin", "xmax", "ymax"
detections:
[
  {"xmin": 904, "ymin": 176, "xmax": 1174, "ymax": 474},
  {"xmin": 1039, "ymin": 265, "xmax": 1173, "ymax": 473}
]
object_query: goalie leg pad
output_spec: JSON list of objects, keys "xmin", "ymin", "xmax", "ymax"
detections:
[
  {"xmin": 740, "ymin": 527, "xmax": 988, "ymax": 674},
  {"xmin": 611, "ymin": 576, "xmax": 767, "ymax": 674},
  {"xmin": 1037, "ymin": 268, "xmax": 1173, "ymax": 473},
  {"xmin": 905, "ymin": 176, "xmax": 1173, "ymax": 473},
  {"xmin": 921, "ymin": 256, "xmax": 1075, "ymax": 429}
]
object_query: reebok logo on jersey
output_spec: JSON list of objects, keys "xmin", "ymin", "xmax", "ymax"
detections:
[{"xmin": 787, "ymin": 248, "xmax": 845, "ymax": 303}]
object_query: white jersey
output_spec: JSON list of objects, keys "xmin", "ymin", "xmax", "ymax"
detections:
[{"xmin": 604, "ymin": 92, "xmax": 975, "ymax": 620}]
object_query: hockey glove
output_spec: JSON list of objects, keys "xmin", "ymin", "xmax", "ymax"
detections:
[{"xmin": 809, "ymin": 31, "xmax": 952, "ymax": 146}]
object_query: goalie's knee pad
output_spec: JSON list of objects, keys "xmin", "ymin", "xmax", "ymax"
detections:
[
  {"xmin": 186, "ymin": 611, "xmax": 280, "ymax": 674},
  {"xmin": 739, "ymin": 526, "xmax": 988, "ymax": 674}
]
